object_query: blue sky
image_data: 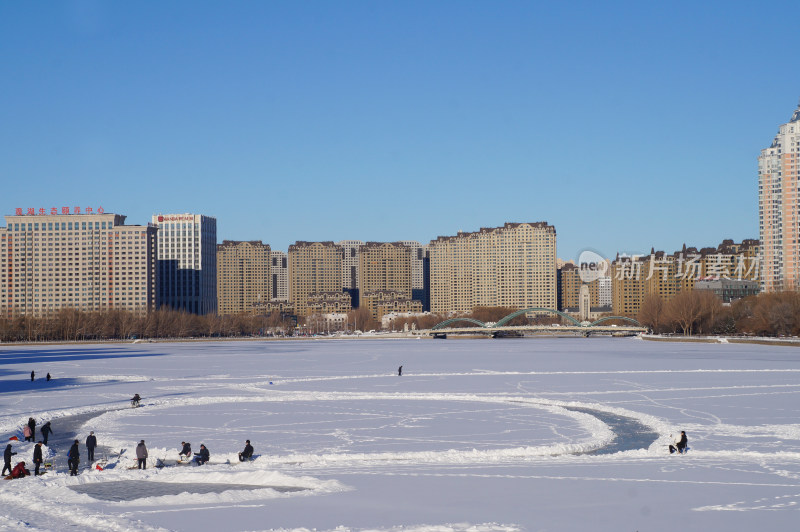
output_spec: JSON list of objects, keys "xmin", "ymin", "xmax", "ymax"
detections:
[{"xmin": 2, "ymin": 1, "xmax": 799, "ymax": 261}]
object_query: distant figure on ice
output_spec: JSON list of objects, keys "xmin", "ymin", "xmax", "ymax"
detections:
[
  {"xmin": 669, "ymin": 431, "xmax": 688, "ymax": 454},
  {"xmin": 179, "ymin": 441, "xmax": 192, "ymax": 461},
  {"xmin": 27, "ymin": 418, "xmax": 36, "ymax": 441},
  {"xmin": 40, "ymin": 421, "xmax": 53, "ymax": 445},
  {"xmin": 136, "ymin": 440, "xmax": 148, "ymax": 469},
  {"xmin": 131, "ymin": 394, "xmax": 141, "ymax": 407},
  {"xmin": 86, "ymin": 431, "xmax": 97, "ymax": 462},
  {"xmin": 10, "ymin": 461, "xmax": 30, "ymax": 479},
  {"xmin": 33, "ymin": 442, "xmax": 43, "ymax": 476},
  {"xmin": 30, "ymin": 370, "xmax": 35, "ymax": 382},
  {"xmin": 238, "ymin": 440, "xmax": 254, "ymax": 462},
  {"xmin": 46, "ymin": 373, "xmax": 51, "ymax": 382},
  {"xmin": 194, "ymin": 444, "xmax": 210, "ymax": 465},
  {"xmin": 67, "ymin": 440, "xmax": 80, "ymax": 476},
  {"xmin": 3, "ymin": 444, "xmax": 16, "ymax": 476},
  {"xmin": 398, "ymin": 365, "xmax": 403, "ymax": 376}
]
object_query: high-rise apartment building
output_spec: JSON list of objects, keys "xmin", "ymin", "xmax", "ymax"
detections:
[
  {"xmin": 759, "ymin": 100, "xmax": 800, "ymax": 291},
  {"xmin": 358, "ymin": 242, "xmax": 412, "ymax": 299},
  {"xmin": 270, "ymin": 250, "xmax": 288, "ymax": 301},
  {"xmin": 216, "ymin": 240, "xmax": 271, "ymax": 315},
  {"xmin": 1, "ymin": 210, "xmax": 157, "ymax": 317},
  {"xmin": 288, "ymin": 241, "xmax": 343, "ymax": 316},
  {"xmin": 428, "ymin": 222, "xmax": 557, "ymax": 313},
  {"xmin": 152, "ymin": 214, "xmax": 217, "ymax": 315}
]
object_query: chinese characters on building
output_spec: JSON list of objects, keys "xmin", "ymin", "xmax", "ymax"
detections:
[{"xmin": 14, "ymin": 206, "xmax": 105, "ymax": 216}]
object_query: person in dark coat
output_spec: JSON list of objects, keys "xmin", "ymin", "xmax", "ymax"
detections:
[
  {"xmin": 30, "ymin": 370, "xmax": 35, "ymax": 382},
  {"xmin": 3, "ymin": 444, "xmax": 16, "ymax": 476},
  {"xmin": 194, "ymin": 444, "xmax": 210, "ymax": 465},
  {"xmin": 67, "ymin": 440, "xmax": 80, "ymax": 476},
  {"xmin": 238, "ymin": 440, "xmax": 254, "ymax": 462},
  {"xmin": 40, "ymin": 421, "xmax": 53, "ymax": 445},
  {"xmin": 33, "ymin": 442, "xmax": 43, "ymax": 475},
  {"xmin": 669, "ymin": 431, "xmax": 689, "ymax": 454},
  {"xmin": 27, "ymin": 418, "xmax": 36, "ymax": 442},
  {"xmin": 136, "ymin": 440, "xmax": 148, "ymax": 469},
  {"xmin": 46, "ymin": 373, "xmax": 51, "ymax": 382},
  {"xmin": 179, "ymin": 441, "xmax": 192, "ymax": 461},
  {"xmin": 131, "ymin": 394, "xmax": 141, "ymax": 407},
  {"xmin": 86, "ymin": 431, "xmax": 97, "ymax": 462},
  {"xmin": 10, "ymin": 461, "xmax": 30, "ymax": 479},
  {"xmin": 398, "ymin": 365, "xmax": 403, "ymax": 376}
]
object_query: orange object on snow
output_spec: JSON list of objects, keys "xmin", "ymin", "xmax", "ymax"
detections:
[
  {"xmin": 8, "ymin": 436, "xmax": 18, "ymax": 441},
  {"xmin": 95, "ymin": 464, "xmax": 103, "ymax": 471}
]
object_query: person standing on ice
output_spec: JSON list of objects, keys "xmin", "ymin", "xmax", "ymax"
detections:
[
  {"xmin": 22, "ymin": 424, "xmax": 32, "ymax": 442},
  {"xmin": 27, "ymin": 418, "xmax": 36, "ymax": 442},
  {"xmin": 67, "ymin": 440, "xmax": 80, "ymax": 476},
  {"xmin": 131, "ymin": 393, "xmax": 141, "ymax": 407},
  {"xmin": 136, "ymin": 440, "xmax": 148, "ymax": 469},
  {"xmin": 85, "ymin": 431, "xmax": 97, "ymax": 462},
  {"xmin": 669, "ymin": 431, "xmax": 688, "ymax": 454},
  {"xmin": 238, "ymin": 440, "xmax": 254, "ymax": 462},
  {"xmin": 46, "ymin": 373, "xmax": 51, "ymax": 382},
  {"xmin": 194, "ymin": 444, "xmax": 209, "ymax": 465},
  {"xmin": 3, "ymin": 444, "xmax": 16, "ymax": 476},
  {"xmin": 30, "ymin": 370, "xmax": 35, "ymax": 382},
  {"xmin": 40, "ymin": 421, "xmax": 53, "ymax": 445},
  {"xmin": 33, "ymin": 442, "xmax": 43, "ymax": 476},
  {"xmin": 398, "ymin": 365, "xmax": 403, "ymax": 376}
]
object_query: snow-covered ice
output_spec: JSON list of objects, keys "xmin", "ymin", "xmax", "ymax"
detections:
[{"xmin": 1, "ymin": 337, "xmax": 799, "ymax": 531}]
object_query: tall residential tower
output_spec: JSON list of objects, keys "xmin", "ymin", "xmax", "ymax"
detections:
[{"xmin": 759, "ymin": 100, "xmax": 800, "ymax": 291}]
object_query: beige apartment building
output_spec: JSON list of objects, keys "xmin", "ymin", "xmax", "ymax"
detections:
[
  {"xmin": 1, "ymin": 211, "xmax": 157, "ymax": 317},
  {"xmin": 361, "ymin": 289, "xmax": 423, "ymax": 321},
  {"xmin": 558, "ymin": 263, "xmax": 603, "ymax": 311},
  {"xmin": 216, "ymin": 240, "xmax": 271, "ymax": 315},
  {"xmin": 307, "ymin": 291, "xmax": 352, "ymax": 314},
  {"xmin": 288, "ymin": 241, "xmax": 343, "ymax": 316},
  {"xmin": 358, "ymin": 242, "xmax": 413, "ymax": 305},
  {"xmin": 611, "ymin": 240, "xmax": 760, "ymax": 316},
  {"xmin": 759, "ymin": 101, "xmax": 800, "ymax": 291},
  {"xmin": 428, "ymin": 222, "xmax": 557, "ymax": 313}
]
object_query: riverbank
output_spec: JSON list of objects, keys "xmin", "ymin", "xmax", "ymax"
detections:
[{"xmin": 642, "ymin": 334, "xmax": 800, "ymax": 347}]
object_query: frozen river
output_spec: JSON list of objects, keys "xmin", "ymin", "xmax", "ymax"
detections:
[{"xmin": 1, "ymin": 337, "xmax": 799, "ymax": 531}]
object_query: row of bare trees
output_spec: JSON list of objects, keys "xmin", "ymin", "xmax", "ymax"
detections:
[
  {"xmin": 637, "ymin": 291, "xmax": 800, "ymax": 336},
  {"xmin": 0, "ymin": 308, "xmax": 296, "ymax": 343}
]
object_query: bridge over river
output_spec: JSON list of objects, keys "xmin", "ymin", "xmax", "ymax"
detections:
[{"xmin": 414, "ymin": 307, "xmax": 648, "ymax": 338}]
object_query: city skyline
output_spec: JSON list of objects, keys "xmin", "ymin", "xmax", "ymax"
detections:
[{"xmin": 3, "ymin": 2, "xmax": 800, "ymax": 262}]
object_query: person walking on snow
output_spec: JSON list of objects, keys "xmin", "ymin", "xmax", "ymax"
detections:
[
  {"xmin": 398, "ymin": 365, "xmax": 403, "ymax": 376},
  {"xmin": 33, "ymin": 442, "xmax": 43, "ymax": 476},
  {"xmin": 238, "ymin": 440, "xmax": 254, "ymax": 462},
  {"xmin": 136, "ymin": 440, "xmax": 148, "ymax": 469},
  {"xmin": 131, "ymin": 393, "xmax": 141, "ymax": 407},
  {"xmin": 46, "ymin": 373, "xmax": 51, "ymax": 382},
  {"xmin": 86, "ymin": 431, "xmax": 97, "ymax": 462},
  {"xmin": 194, "ymin": 444, "xmax": 209, "ymax": 465},
  {"xmin": 3, "ymin": 444, "xmax": 16, "ymax": 476},
  {"xmin": 669, "ymin": 431, "xmax": 688, "ymax": 454},
  {"xmin": 30, "ymin": 370, "xmax": 35, "ymax": 382},
  {"xmin": 27, "ymin": 418, "xmax": 36, "ymax": 442},
  {"xmin": 40, "ymin": 421, "xmax": 53, "ymax": 445},
  {"xmin": 67, "ymin": 440, "xmax": 80, "ymax": 476}
]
